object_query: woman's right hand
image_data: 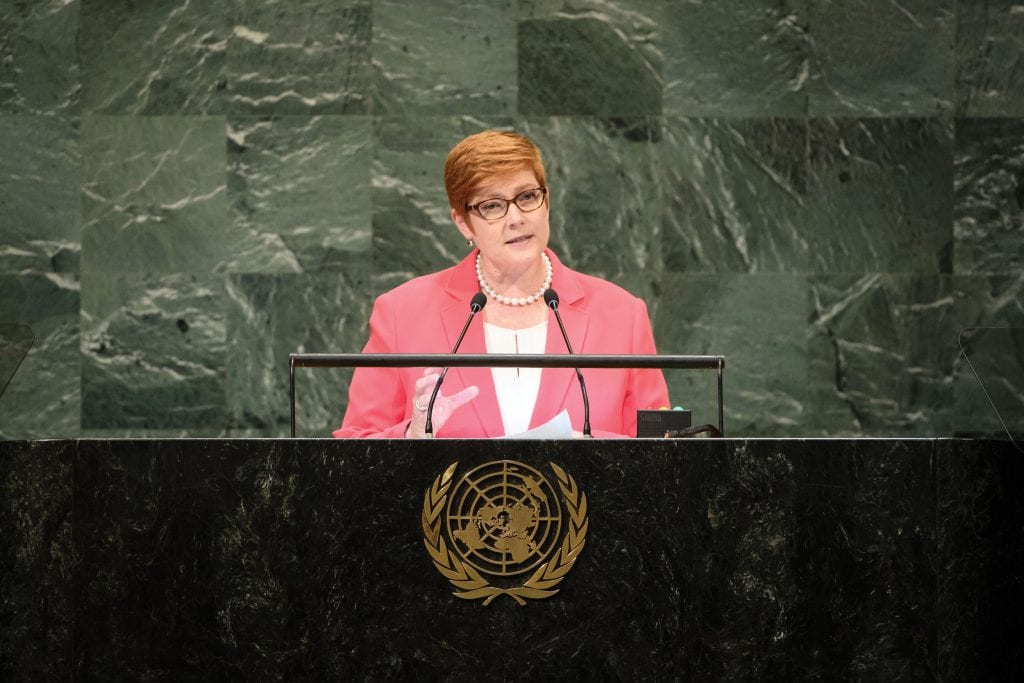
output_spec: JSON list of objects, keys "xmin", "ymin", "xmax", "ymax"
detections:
[{"xmin": 406, "ymin": 367, "xmax": 480, "ymax": 438}]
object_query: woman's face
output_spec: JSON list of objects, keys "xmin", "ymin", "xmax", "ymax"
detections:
[{"xmin": 452, "ymin": 167, "xmax": 550, "ymax": 275}]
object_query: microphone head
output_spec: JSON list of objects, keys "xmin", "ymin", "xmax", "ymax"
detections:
[
  {"xmin": 543, "ymin": 288, "xmax": 560, "ymax": 309},
  {"xmin": 470, "ymin": 291, "xmax": 487, "ymax": 313}
]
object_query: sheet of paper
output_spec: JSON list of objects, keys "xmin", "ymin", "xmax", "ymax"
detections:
[{"xmin": 503, "ymin": 409, "xmax": 573, "ymax": 439}]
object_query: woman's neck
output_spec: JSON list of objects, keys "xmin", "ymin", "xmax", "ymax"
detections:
[
  {"xmin": 482, "ymin": 300, "xmax": 549, "ymax": 330},
  {"xmin": 481, "ymin": 260, "xmax": 543, "ymax": 294},
  {"xmin": 477, "ymin": 252, "xmax": 551, "ymax": 303}
]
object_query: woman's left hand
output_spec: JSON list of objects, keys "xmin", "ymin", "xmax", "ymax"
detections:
[{"xmin": 406, "ymin": 367, "xmax": 479, "ymax": 438}]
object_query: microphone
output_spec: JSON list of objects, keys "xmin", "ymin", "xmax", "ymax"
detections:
[
  {"xmin": 424, "ymin": 292, "xmax": 487, "ymax": 437},
  {"xmin": 544, "ymin": 289, "xmax": 591, "ymax": 438}
]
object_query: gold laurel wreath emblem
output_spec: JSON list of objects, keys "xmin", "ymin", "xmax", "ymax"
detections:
[{"xmin": 421, "ymin": 461, "xmax": 588, "ymax": 606}]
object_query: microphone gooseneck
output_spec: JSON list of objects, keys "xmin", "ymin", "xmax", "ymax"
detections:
[
  {"xmin": 544, "ymin": 288, "xmax": 592, "ymax": 438},
  {"xmin": 424, "ymin": 292, "xmax": 487, "ymax": 437}
]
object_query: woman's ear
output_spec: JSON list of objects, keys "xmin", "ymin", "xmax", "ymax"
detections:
[{"xmin": 452, "ymin": 208, "xmax": 474, "ymax": 241}]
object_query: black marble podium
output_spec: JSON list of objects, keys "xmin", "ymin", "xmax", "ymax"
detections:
[{"xmin": 1, "ymin": 438, "xmax": 1021, "ymax": 679}]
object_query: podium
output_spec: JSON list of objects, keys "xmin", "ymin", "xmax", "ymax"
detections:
[{"xmin": 1, "ymin": 437, "xmax": 1021, "ymax": 679}]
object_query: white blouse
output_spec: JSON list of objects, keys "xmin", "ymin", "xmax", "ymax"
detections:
[{"xmin": 483, "ymin": 320, "xmax": 548, "ymax": 436}]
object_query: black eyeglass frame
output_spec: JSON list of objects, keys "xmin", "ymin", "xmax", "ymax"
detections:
[{"xmin": 465, "ymin": 186, "xmax": 548, "ymax": 221}]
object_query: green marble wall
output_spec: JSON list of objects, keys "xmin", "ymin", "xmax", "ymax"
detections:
[{"xmin": 1, "ymin": 0, "xmax": 1022, "ymax": 439}]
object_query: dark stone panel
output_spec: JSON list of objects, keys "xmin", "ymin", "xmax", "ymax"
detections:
[
  {"xmin": 80, "ymin": 272, "xmax": 226, "ymax": 430},
  {"xmin": 662, "ymin": 117, "xmax": 954, "ymax": 275},
  {"xmin": 72, "ymin": 440, "xmax": 242, "ymax": 679},
  {"xmin": 937, "ymin": 439, "xmax": 1024, "ymax": 679},
  {"xmin": 712, "ymin": 439, "xmax": 935, "ymax": 679},
  {"xmin": 79, "ymin": 115, "xmax": 233, "ymax": 275},
  {"xmin": 58, "ymin": 438, "xmax": 942, "ymax": 677},
  {"xmin": 954, "ymin": 118, "xmax": 1024, "ymax": 275},
  {"xmin": 807, "ymin": 275, "xmax": 957, "ymax": 436},
  {"xmin": 952, "ymin": 278, "xmax": 1024, "ymax": 439},
  {"xmin": 0, "ymin": 273, "xmax": 80, "ymax": 440},
  {"xmin": 517, "ymin": 2, "xmax": 663, "ymax": 116},
  {"xmin": 228, "ymin": 0, "xmax": 371, "ymax": 115},
  {"xmin": 0, "ymin": 115, "xmax": 80, "ymax": 275},
  {"xmin": 654, "ymin": 273, "xmax": 808, "ymax": 436},
  {"xmin": 0, "ymin": 0, "xmax": 79, "ymax": 115},
  {"xmin": 955, "ymin": 0, "xmax": 1024, "ymax": 116},
  {"xmin": 371, "ymin": 0, "xmax": 517, "ymax": 116},
  {"xmin": 806, "ymin": 0, "xmax": 954, "ymax": 117},
  {"xmin": 502, "ymin": 439, "xmax": 935, "ymax": 679},
  {"xmin": 225, "ymin": 271, "xmax": 375, "ymax": 437},
  {"xmin": 227, "ymin": 115, "xmax": 373, "ymax": 273},
  {"xmin": 663, "ymin": 0, "xmax": 954, "ymax": 118},
  {"xmin": 803, "ymin": 118, "xmax": 954, "ymax": 274},
  {"xmin": 0, "ymin": 440, "xmax": 73, "ymax": 679},
  {"xmin": 78, "ymin": 0, "xmax": 228, "ymax": 115},
  {"xmin": 662, "ymin": 0, "xmax": 810, "ymax": 117}
]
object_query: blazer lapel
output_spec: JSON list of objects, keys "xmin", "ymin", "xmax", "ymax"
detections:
[
  {"xmin": 441, "ymin": 253, "xmax": 503, "ymax": 437},
  {"xmin": 530, "ymin": 258, "xmax": 590, "ymax": 431}
]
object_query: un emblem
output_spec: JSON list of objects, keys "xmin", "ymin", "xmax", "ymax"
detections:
[{"xmin": 421, "ymin": 460, "xmax": 588, "ymax": 605}]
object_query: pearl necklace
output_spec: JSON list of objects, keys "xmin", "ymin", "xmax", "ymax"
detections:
[{"xmin": 476, "ymin": 252, "xmax": 552, "ymax": 306}]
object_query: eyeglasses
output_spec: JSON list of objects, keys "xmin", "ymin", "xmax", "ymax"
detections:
[{"xmin": 466, "ymin": 187, "xmax": 548, "ymax": 221}]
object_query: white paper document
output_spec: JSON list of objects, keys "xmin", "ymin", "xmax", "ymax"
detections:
[{"xmin": 503, "ymin": 409, "xmax": 573, "ymax": 439}]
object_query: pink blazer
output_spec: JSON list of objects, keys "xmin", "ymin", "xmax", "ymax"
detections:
[{"xmin": 333, "ymin": 249, "xmax": 669, "ymax": 438}]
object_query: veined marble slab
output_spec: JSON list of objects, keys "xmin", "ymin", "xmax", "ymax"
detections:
[
  {"xmin": 954, "ymin": 118, "xmax": 1024, "ymax": 275},
  {"xmin": 0, "ymin": 0, "xmax": 79, "ymax": 115},
  {"xmin": 0, "ymin": 115, "xmax": 80, "ymax": 275},
  {"xmin": 956, "ymin": 0, "xmax": 1024, "ymax": 116},
  {"xmin": 372, "ymin": 0, "xmax": 517, "ymax": 115},
  {"xmin": 80, "ymin": 116, "xmax": 231, "ymax": 274},
  {"xmin": 78, "ymin": 0, "xmax": 228, "ymax": 115},
  {"xmin": 228, "ymin": 0, "xmax": 371, "ymax": 115},
  {"xmin": 0, "ymin": 274, "xmax": 80, "ymax": 440},
  {"xmin": 228, "ymin": 115, "xmax": 373, "ymax": 273},
  {"xmin": 79, "ymin": 271, "xmax": 226, "ymax": 430}
]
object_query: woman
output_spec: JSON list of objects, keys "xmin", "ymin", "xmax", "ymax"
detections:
[{"xmin": 334, "ymin": 130, "xmax": 668, "ymax": 438}]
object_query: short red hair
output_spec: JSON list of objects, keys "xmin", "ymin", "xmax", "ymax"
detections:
[{"xmin": 444, "ymin": 130, "xmax": 547, "ymax": 223}]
